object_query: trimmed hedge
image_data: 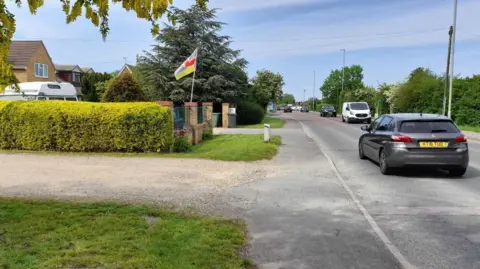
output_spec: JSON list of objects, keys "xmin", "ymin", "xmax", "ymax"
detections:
[
  {"xmin": 0, "ymin": 101, "xmax": 173, "ymax": 152},
  {"xmin": 236, "ymin": 101, "xmax": 265, "ymax": 125}
]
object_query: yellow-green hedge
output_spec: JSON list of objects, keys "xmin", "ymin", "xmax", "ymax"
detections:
[{"xmin": 0, "ymin": 101, "xmax": 173, "ymax": 152}]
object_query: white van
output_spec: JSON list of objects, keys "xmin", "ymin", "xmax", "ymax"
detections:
[
  {"xmin": 0, "ymin": 82, "xmax": 79, "ymax": 101},
  {"xmin": 342, "ymin": 102, "xmax": 371, "ymax": 124}
]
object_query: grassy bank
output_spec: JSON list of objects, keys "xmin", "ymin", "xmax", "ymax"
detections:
[
  {"xmin": 238, "ymin": 117, "xmax": 285, "ymax": 129},
  {"xmin": 0, "ymin": 135, "xmax": 281, "ymax": 162},
  {"xmin": 0, "ymin": 198, "xmax": 252, "ymax": 269},
  {"xmin": 174, "ymin": 134, "xmax": 281, "ymax": 161},
  {"xmin": 459, "ymin": 125, "xmax": 480, "ymax": 133}
]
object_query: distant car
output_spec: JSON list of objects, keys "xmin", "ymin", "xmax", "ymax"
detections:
[
  {"xmin": 320, "ymin": 105, "xmax": 336, "ymax": 117},
  {"xmin": 358, "ymin": 113, "xmax": 469, "ymax": 176},
  {"xmin": 284, "ymin": 106, "xmax": 293, "ymax": 113},
  {"xmin": 300, "ymin": 106, "xmax": 309, "ymax": 112}
]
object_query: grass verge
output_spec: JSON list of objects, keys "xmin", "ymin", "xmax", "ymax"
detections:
[
  {"xmin": 459, "ymin": 125, "xmax": 480, "ymax": 133},
  {"xmin": 238, "ymin": 117, "xmax": 285, "ymax": 129},
  {"xmin": 0, "ymin": 198, "xmax": 253, "ymax": 269},
  {"xmin": 0, "ymin": 135, "xmax": 282, "ymax": 162},
  {"xmin": 173, "ymin": 134, "xmax": 281, "ymax": 161}
]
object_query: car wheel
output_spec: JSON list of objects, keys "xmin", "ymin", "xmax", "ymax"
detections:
[
  {"xmin": 342, "ymin": 116, "xmax": 345, "ymax": 122},
  {"xmin": 367, "ymin": 119, "xmax": 372, "ymax": 124},
  {"xmin": 379, "ymin": 149, "xmax": 393, "ymax": 175},
  {"xmin": 358, "ymin": 141, "xmax": 366, "ymax": 160},
  {"xmin": 449, "ymin": 167, "xmax": 467, "ymax": 177},
  {"xmin": 346, "ymin": 117, "xmax": 351, "ymax": 124}
]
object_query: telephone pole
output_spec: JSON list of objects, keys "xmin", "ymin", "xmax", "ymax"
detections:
[
  {"xmin": 447, "ymin": 0, "xmax": 458, "ymax": 118},
  {"xmin": 313, "ymin": 71, "xmax": 316, "ymax": 110},
  {"xmin": 340, "ymin": 49, "xmax": 346, "ymax": 109},
  {"xmin": 443, "ymin": 26, "xmax": 453, "ymax": 116}
]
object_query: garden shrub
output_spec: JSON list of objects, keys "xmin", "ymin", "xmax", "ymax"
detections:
[
  {"xmin": 103, "ymin": 73, "xmax": 145, "ymax": 102},
  {"xmin": 0, "ymin": 101, "xmax": 173, "ymax": 152},
  {"xmin": 236, "ymin": 101, "xmax": 265, "ymax": 125},
  {"xmin": 173, "ymin": 128, "xmax": 192, "ymax": 153},
  {"xmin": 202, "ymin": 127, "xmax": 213, "ymax": 140}
]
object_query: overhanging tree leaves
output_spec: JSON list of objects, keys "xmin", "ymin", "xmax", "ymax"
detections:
[
  {"xmin": 249, "ymin": 69, "xmax": 285, "ymax": 109},
  {"xmin": 136, "ymin": 5, "xmax": 249, "ymax": 102},
  {"xmin": 0, "ymin": 0, "xmax": 206, "ymax": 89}
]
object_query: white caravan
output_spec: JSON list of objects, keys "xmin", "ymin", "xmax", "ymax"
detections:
[
  {"xmin": 342, "ymin": 102, "xmax": 371, "ymax": 124},
  {"xmin": 0, "ymin": 82, "xmax": 79, "ymax": 101}
]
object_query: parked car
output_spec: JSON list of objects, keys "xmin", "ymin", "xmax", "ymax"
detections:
[
  {"xmin": 342, "ymin": 102, "xmax": 371, "ymax": 124},
  {"xmin": 284, "ymin": 106, "xmax": 293, "ymax": 113},
  {"xmin": 300, "ymin": 106, "xmax": 309, "ymax": 112},
  {"xmin": 320, "ymin": 105, "xmax": 336, "ymax": 117},
  {"xmin": 358, "ymin": 113, "xmax": 469, "ymax": 176}
]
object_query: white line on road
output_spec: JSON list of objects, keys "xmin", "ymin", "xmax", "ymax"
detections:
[{"xmin": 299, "ymin": 121, "xmax": 416, "ymax": 269}]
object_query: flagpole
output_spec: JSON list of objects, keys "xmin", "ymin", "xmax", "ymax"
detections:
[
  {"xmin": 189, "ymin": 47, "xmax": 199, "ymax": 103},
  {"xmin": 190, "ymin": 69, "xmax": 196, "ymax": 102}
]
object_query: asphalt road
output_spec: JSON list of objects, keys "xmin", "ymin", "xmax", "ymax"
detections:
[{"xmin": 284, "ymin": 111, "xmax": 480, "ymax": 269}]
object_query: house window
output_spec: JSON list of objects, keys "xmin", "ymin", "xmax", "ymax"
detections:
[
  {"xmin": 72, "ymin": 72, "xmax": 81, "ymax": 83},
  {"xmin": 34, "ymin": 63, "xmax": 49, "ymax": 78}
]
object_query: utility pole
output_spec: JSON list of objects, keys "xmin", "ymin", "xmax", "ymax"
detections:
[
  {"xmin": 443, "ymin": 26, "xmax": 453, "ymax": 116},
  {"xmin": 341, "ymin": 49, "xmax": 346, "ymax": 109},
  {"xmin": 313, "ymin": 71, "xmax": 316, "ymax": 110},
  {"xmin": 448, "ymin": 0, "xmax": 458, "ymax": 119},
  {"xmin": 303, "ymin": 89, "xmax": 306, "ymax": 104}
]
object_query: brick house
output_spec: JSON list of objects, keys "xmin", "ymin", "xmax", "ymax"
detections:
[
  {"xmin": 54, "ymin": 64, "xmax": 94, "ymax": 96},
  {"xmin": 7, "ymin": 41, "xmax": 56, "ymax": 83}
]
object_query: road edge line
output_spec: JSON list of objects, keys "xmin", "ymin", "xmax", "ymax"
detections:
[{"xmin": 298, "ymin": 121, "xmax": 416, "ymax": 269}]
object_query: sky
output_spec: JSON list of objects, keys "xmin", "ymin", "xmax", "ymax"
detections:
[{"xmin": 9, "ymin": 0, "xmax": 480, "ymax": 101}]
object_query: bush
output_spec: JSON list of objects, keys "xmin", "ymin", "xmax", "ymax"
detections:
[
  {"xmin": 0, "ymin": 101, "xmax": 173, "ymax": 152},
  {"xmin": 103, "ymin": 73, "xmax": 145, "ymax": 102},
  {"xmin": 202, "ymin": 127, "xmax": 213, "ymax": 140},
  {"xmin": 173, "ymin": 129, "xmax": 192, "ymax": 152},
  {"xmin": 236, "ymin": 101, "xmax": 265, "ymax": 125}
]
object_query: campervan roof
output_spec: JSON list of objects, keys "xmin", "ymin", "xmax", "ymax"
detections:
[{"xmin": 3, "ymin": 82, "xmax": 77, "ymax": 96}]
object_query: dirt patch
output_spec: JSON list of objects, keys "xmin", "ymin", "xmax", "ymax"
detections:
[{"xmin": 0, "ymin": 154, "xmax": 284, "ymax": 212}]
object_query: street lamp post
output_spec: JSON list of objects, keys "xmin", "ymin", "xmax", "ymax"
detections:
[
  {"xmin": 447, "ymin": 0, "xmax": 458, "ymax": 118},
  {"xmin": 341, "ymin": 49, "xmax": 346, "ymax": 109}
]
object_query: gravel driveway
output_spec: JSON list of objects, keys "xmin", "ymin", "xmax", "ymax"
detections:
[{"xmin": 0, "ymin": 153, "xmax": 285, "ymax": 213}]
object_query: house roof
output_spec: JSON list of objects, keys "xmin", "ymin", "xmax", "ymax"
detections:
[
  {"xmin": 8, "ymin": 41, "xmax": 49, "ymax": 69},
  {"xmin": 55, "ymin": 64, "xmax": 82, "ymax": 72},
  {"xmin": 80, "ymin": 67, "xmax": 94, "ymax": 73},
  {"xmin": 118, "ymin": 64, "xmax": 136, "ymax": 76}
]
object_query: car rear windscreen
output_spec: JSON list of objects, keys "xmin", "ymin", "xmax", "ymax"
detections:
[
  {"xmin": 350, "ymin": 103, "xmax": 368, "ymax": 110},
  {"xmin": 399, "ymin": 120, "xmax": 459, "ymax": 133}
]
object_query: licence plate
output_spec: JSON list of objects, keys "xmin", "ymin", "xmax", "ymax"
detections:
[{"xmin": 419, "ymin": 141, "xmax": 448, "ymax": 148}]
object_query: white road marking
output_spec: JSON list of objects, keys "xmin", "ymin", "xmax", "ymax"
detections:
[{"xmin": 299, "ymin": 121, "xmax": 416, "ymax": 269}]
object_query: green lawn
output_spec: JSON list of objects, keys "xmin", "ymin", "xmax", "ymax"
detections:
[
  {"xmin": 238, "ymin": 117, "xmax": 285, "ymax": 129},
  {"xmin": 0, "ymin": 198, "xmax": 253, "ymax": 269},
  {"xmin": 174, "ymin": 134, "xmax": 281, "ymax": 161},
  {"xmin": 459, "ymin": 125, "xmax": 480, "ymax": 133},
  {"xmin": 0, "ymin": 135, "xmax": 281, "ymax": 162}
]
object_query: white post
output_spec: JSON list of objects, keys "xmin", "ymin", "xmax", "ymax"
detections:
[
  {"xmin": 447, "ymin": 0, "xmax": 458, "ymax": 119},
  {"xmin": 264, "ymin": 124, "xmax": 271, "ymax": 142}
]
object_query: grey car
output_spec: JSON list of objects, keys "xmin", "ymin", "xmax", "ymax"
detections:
[{"xmin": 358, "ymin": 113, "xmax": 469, "ymax": 176}]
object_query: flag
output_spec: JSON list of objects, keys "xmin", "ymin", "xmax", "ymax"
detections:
[{"xmin": 174, "ymin": 48, "xmax": 198, "ymax": 80}]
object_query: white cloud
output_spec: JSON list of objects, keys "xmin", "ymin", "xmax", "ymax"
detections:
[{"xmin": 229, "ymin": 0, "xmax": 480, "ymax": 59}]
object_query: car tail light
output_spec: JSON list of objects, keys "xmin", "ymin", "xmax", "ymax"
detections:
[
  {"xmin": 391, "ymin": 134, "xmax": 412, "ymax": 143},
  {"xmin": 455, "ymin": 134, "xmax": 467, "ymax": 143}
]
